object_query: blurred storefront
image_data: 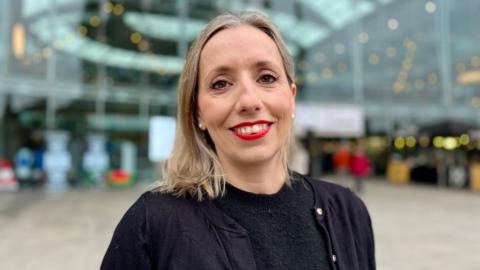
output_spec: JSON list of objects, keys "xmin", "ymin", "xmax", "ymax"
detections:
[{"xmin": 1, "ymin": 0, "xmax": 480, "ymax": 191}]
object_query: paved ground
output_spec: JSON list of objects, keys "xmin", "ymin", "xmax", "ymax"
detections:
[{"xmin": 0, "ymin": 177, "xmax": 479, "ymax": 270}]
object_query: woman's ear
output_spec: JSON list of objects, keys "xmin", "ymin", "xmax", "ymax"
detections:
[
  {"xmin": 291, "ymin": 83, "xmax": 297, "ymax": 117},
  {"xmin": 291, "ymin": 83, "xmax": 297, "ymax": 97}
]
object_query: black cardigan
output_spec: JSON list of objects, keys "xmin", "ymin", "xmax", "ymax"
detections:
[{"xmin": 101, "ymin": 173, "xmax": 376, "ymax": 270}]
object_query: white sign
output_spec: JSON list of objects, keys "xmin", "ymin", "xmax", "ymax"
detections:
[
  {"xmin": 149, "ymin": 116, "xmax": 176, "ymax": 162},
  {"xmin": 294, "ymin": 103, "xmax": 365, "ymax": 138}
]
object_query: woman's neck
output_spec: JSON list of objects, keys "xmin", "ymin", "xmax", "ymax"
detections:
[{"xmin": 220, "ymin": 157, "xmax": 286, "ymax": 195}]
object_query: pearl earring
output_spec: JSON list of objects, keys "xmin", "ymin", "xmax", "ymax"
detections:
[
  {"xmin": 291, "ymin": 113, "xmax": 295, "ymax": 119},
  {"xmin": 198, "ymin": 123, "xmax": 204, "ymax": 130}
]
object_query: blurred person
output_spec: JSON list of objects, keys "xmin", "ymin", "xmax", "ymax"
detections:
[
  {"xmin": 434, "ymin": 149, "xmax": 447, "ymax": 186},
  {"xmin": 305, "ymin": 129, "xmax": 323, "ymax": 176},
  {"xmin": 332, "ymin": 140, "xmax": 351, "ymax": 176},
  {"xmin": 102, "ymin": 12, "xmax": 375, "ymax": 270},
  {"xmin": 350, "ymin": 141, "xmax": 371, "ymax": 193},
  {"xmin": 14, "ymin": 147, "xmax": 34, "ymax": 183},
  {"xmin": 30, "ymin": 130, "xmax": 46, "ymax": 184},
  {"xmin": 448, "ymin": 154, "xmax": 468, "ymax": 188}
]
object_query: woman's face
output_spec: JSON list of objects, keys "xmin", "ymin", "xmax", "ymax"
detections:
[{"xmin": 197, "ymin": 25, "xmax": 296, "ymax": 169}]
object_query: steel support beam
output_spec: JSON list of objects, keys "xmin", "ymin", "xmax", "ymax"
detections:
[
  {"xmin": 351, "ymin": 0, "xmax": 365, "ymax": 103},
  {"xmin": 46, "ymin": 0, "xmax": 58, "ymax": 129},
  {"xmin": 0, "ymin": 0, "xmax": 11, "ymax": 79},
  {"xmin": 177, "ymin": 0, "xmax": 189, "ymax": 59},
  {"xmin": 438, "ymin": 0, "xmax": 453, "ymax": 112}
]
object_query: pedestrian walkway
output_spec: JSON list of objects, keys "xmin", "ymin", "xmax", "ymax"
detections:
[
  {"xmin": 0, "ymin": 178, "xmax": 479, "ymax": 270},
  {"xmin": 359, "ymin": 178, "xmax": 480, "ymax": 270}
]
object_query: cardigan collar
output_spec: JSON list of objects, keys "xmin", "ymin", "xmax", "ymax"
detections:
[{"xmin": 199, "ymin": 171, "xmax": 330, "ymax": 232}]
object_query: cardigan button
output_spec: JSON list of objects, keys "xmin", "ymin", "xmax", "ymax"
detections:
[
  {"xmin": 332, "ymin": 254, "xmax": 337, "ymax": 262},
  {"xmin": 315, "ymin": 208, "xmax": 323, "ymax": 215}
]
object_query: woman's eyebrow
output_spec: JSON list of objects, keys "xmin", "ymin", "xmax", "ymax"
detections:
[
  {"xmin": 204, "ymin": 65, "xmax": 233, "ymax": 79},
  {"xmin": 254, "ymin": 60, "xmax": 273, "ymax": 66},
  {"xmin": 253, "ymin": 60, "xmax": 280, "ymax": 70},
  {"xmin": 204, "ymin": 60, "xmax": 279, "ymax": 79}
]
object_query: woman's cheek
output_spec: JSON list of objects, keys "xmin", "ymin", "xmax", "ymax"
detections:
[{"xmin": 270, "ymin": 94, "xmax": 294, "ymax": 117}]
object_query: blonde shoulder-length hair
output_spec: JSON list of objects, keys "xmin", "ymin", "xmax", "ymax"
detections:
[{"xmin": 157, "ymin": 11, "xmax": 296, "ymax": 201}]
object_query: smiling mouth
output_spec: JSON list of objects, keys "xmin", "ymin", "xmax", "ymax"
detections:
[
  {"xmin": 229, "ymin": 121, "xmax": 273, "ymax": 140},
  {"xmin": 232, "ymin": 123, "xmax": 269, "ymax": 135}
]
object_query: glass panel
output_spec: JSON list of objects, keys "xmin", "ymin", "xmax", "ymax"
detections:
[{"xmin": 450, "ymin": 0, "xmax": 480, "ymax": 107}]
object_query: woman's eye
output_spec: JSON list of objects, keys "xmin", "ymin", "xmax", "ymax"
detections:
[
  {"xmin": 211, "ymin": 80, "xmax": 230, "ymax": 89},
  {"xmin": 259, "ymin": 74, "xmax": 277, "ymax": 84}
]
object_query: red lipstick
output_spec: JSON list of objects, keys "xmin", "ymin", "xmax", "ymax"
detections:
[{"xmin": 230, "ymin": 120, "xmax": 272, "ymax": 141}]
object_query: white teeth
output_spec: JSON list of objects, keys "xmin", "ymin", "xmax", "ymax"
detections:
[{"xmin": 235, "ymin": 124, "xmax": 269, "ymax": 135}]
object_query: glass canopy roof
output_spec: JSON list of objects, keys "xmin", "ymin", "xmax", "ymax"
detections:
[
  {"xmin": 301, "ymin": 0, "xmax": 376, "ymax": 30},
  {"xmin": 2, "ymin": 0, "xmax": 480, "ymax": 131},
  {"xmin": 18, "ymin": 0, "xmax": 394, "ymax": 73}
]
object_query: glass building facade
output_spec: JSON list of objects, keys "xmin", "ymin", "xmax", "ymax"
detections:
[{"xmin": 1, "ymin": 0, "xmax": 480, "ymax": 180}]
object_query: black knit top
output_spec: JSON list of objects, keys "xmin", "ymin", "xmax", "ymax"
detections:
[{"xmin": 214, "ymin": 177, "xmax": 331, "ymax": 270}]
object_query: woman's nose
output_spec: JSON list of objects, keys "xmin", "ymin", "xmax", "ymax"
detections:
[{"xmin": 235, "ymin": 79, "xmax": 263, "ymax": 114}]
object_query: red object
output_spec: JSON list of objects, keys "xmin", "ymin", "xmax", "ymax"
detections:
[
  {"xmin": 0, "ymin": 159, "xmax": 18, "ymax": 191},
  {"xmin": 350, "ymin": 154, "xmax": 371, "ymax": 177},
  {"xmin": 0, "ymin": 159, "xmax": 13, "ymax": 168},
  {"xmin": 333, "ymin": 148, "xmax": 351, "ymax": 171},
  {"xmin": 108, "ymin": 169, "xmax": 131, "ymax": 184}
]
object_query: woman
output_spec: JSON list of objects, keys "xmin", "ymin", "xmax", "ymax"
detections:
[
  {"xmin": 102, "ymin": 11, "xmax": 375, "ymax": 270},
  {"xmin": 350, "ymin": 141, "xmax": 371, "ymax": 193}
]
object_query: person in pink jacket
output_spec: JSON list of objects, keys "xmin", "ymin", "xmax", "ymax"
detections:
[{"xmin": 350, "ymin": 142, "xmax": 371, "ymax": 193}]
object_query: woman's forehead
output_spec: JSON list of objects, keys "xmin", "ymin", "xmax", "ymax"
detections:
[{"xmin": 199, "ymin": 25, "xmax": 283, "ymax": 75}]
